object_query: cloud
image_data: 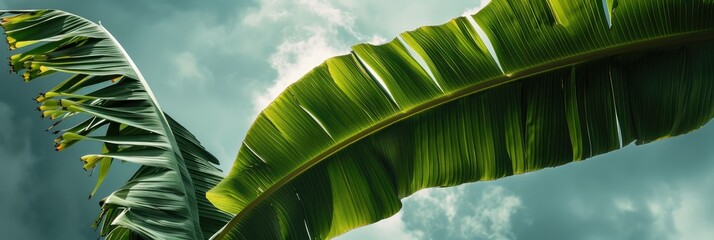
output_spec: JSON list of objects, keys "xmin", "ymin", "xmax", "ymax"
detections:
[
  {"xmin": 248, "ymin": 0, "xmax": 492, "ymax": 115},
  {"xmin": 171, "ymin": 51, "xmax": 212, "ymax": 87},
  {"xmin": 336, "ymin": 211, "xmax": 423, "ymax": 240},
  {"xmin": 3, "ymin": 1, "xmax": 713, "ymax": 240},
  {"xmin": 409, "ymin": 186, "xmax": 465, "ymax": 223},
  {"xmin": 243, "ymin": 0, "xmax": 354, "ymax": 29},
  {"xmin": 242, "ymin": 0, "xmax": 292, "ymax": 26},
  {"xmin": 339, "ymin": 185, "xmax": 522, "ymax": 240},
  {"xmin": 402, "ymin": 185, "xmax": 523, "ymax": 240},
  {"xmin": 367, "ymin": 35, "xmax": 388, "ymax": 45},
  {"xmin": 252, "ymin": 26, "xmax": 349, "ymax": 113},
  {"xmin": 672, "ymin": 173, "xmax": 714, "ymax": 240},
  {"xmin": 462, "ymin": 0, "xmax": 491, "ymax": 16},
  {"xmin": 299, "ymin": 0, "xmax": 355, "ymax": 29},
  {"xmin": 460, "ymin": 187, "xmax": 522, "ymax": 240},
  {"xmin": 330, "ymin": 0, "xmax": 490, "ymax": 40},
  {"xmin": 645, "ymin": 188, "xmax": 680, "ymax": 240},
  {"xmin": 248, "ymin": 0, "xmax": 358, "ymax": 115},
  {"xmin": 613, "ymin": 198, "xmax": 636, "ymax": 212},
  {"xmin": 496, "ymin": 124, "xmax": 714, "ymax": 240}
]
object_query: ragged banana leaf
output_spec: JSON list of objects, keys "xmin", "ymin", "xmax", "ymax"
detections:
[
  {"xmin": 1, "ymin": 10, "xmax": 232, "ymax": 240},
  {"xmin": 207, "ymin": 0, "xmax": 714, "ymax": 239}
]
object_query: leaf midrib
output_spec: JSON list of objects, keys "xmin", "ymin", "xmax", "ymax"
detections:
[
  {"xmin": 100, "ymin": 24, "xmax": 203, "ymax": 239},
  {"xmin": 215, "ymin": 30, "xmax": 714, "ymax": 239}
]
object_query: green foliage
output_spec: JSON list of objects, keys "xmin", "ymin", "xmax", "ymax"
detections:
[
  {"xmin": 1, "ymin": 10, "xmax": 231, "ymax": 239},
  {"xmin": 208, "ymin": 0, "xmax": 714, "ymax": 239},
  {"xmin": 2, "ymin": 0, "xmax": 714, "ymax": 239}
]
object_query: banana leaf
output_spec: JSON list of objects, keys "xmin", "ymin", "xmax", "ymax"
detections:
[
  {"xmin": 0, "ymin": 10, "xmax": 232, "ymax": 239},
  {"xmin": 207, "ymin": 0, "xmax": 714, "ymax": 239}
]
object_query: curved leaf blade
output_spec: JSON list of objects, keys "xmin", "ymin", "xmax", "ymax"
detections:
[
  {"xmin": 208, "ymin": 0, "xmax": 714, "ymax": 239},
  {"xmin": 1, "ymin": 10, "xmax": 231, "ymax": 239}
]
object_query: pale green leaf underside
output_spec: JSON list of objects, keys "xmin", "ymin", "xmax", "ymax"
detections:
[
  {"xmin": 1, "ymin": 10, "xmax": 231, "ymax": 239},
  {"xmin": 209, "ymin": 0, "xmax": 714, "ymax": 239}
]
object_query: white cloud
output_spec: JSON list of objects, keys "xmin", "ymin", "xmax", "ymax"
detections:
[
  {"xmin": 171, "ymin": 51, "xmax": 211, "ymax": 87},
  {"xmin": 644, "ymin": 187, "xmax": 680, "ymax": 240},
  {"xmin": 410, "ymin": 185, "xmax": 465, "ymax": 222},
  {"xmin": 252, "ymin": 26, "xmax": 348, "ymax": 113},
  {"xmin": 403, "ymin": 185, "xmax": 522, "ymax": 240},
  {"xmin": 248, "ymin": 0, "xmax": 493, "ymax": 115},
  {"xmin": 336, "ymin": 211, "xmax": 423, "ymax": 240},
  {"xmin": 459, "ymin": 187, "xmax": 522, "ymax": 240},
  {"xmin": 338, "ymin": 185, "xmax": 522, "ymax": 240},
  {"xmin": 242, "ymin": 0, "xmax": 355, "ymax": 30},
  {"xmin": 567, "ymin": 196, "xmax": 595, "ymax": 220},
  {"xmin": 333, "ymin": 0, "xmax": 488, "ymax": 40},
  {"xmin": 247, "ymin": 0, "xmax": 370, "ymax": 115},
  {"xmin": 367, "ymin": 35, "xmax": 388, "ymax": 45},
  {"xmin": 299, "ymin": 0, "xmax": 354, "ymax": 29},
  {"xmin": 613, "ymin": 198, "xmax": 636, "ymax": 212},
  {"xmin": 462, "ymin": 0, "xmax": 491, "ymax": 17},
  {"xmin": 672, "ymin": 174, "xmax": 714, "ymax": 240},
  {"xmin": 242, "ymin": 0, "xmax": 292, "ymax": 26}
]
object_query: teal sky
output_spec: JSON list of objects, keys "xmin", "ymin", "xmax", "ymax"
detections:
[{"xmin": 0, "ymin": 0, "xmax": 712, "ymax": 239}]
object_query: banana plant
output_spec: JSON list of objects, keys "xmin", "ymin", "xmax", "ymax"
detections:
[
  {"xmin": 0, "ymin": 10, "xmax": 231, "ymax": 239},
  {"xmin": 2, "ymin": 0, "xmax": 714, "ymax": 239}
]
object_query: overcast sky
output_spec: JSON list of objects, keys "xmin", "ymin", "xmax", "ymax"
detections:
[{"xmin": 1, "ymin": 0, "xmax": 713, "ymax": 239}]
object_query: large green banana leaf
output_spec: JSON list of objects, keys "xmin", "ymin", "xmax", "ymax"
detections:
[
  {"xmin": 0, "ymin": 10, "xmax": 231, "ymax": 239},
  {"xmin": 208, "ymin": 0, "xmax": 714, "ymax": 239}
]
